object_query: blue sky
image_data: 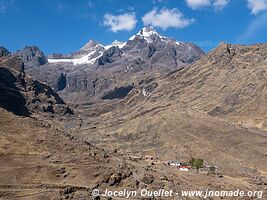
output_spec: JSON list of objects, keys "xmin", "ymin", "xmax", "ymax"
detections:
[{"xmin": 1, "ymin": 0, "xmax": 267, "ymax": 54}]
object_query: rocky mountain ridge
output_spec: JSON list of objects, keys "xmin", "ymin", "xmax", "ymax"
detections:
[
  {"xmin": 47, "ymin": 27, "xmax": 203, "ymax": 67},
  {"xmin": 0, "ymin": 46, "xmax": 10, "ymax": 57},
  {"xmin": 18, "ymin": 26, "xmax": 204, "ymax": 104},
  {"xmin": 0, "ymin": 54, "xmax": 72, "ymax": 116},
  {"xmin": 16, "ymin": 45, "xmax": 48, "ymax": 69}
]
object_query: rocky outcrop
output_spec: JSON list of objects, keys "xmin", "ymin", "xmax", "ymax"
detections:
[
  {"xmin": 73, "ymin": 40, "xmax": 105, "ymax": 58},
  {"xmin": 0, "ymin": 55, "xmax": 72, "ymax": 116},
  {"xmin": 0, "ymin": 46, "xmax": 10, "ymax": 57},
  {"xmin": 141, "ymin": 82, "xmax": 158, "ymax": 97},
  {"xmin": 98, "ymin": 46, "xmax": 122, "ymax": 65},
  {"xmin": 16, "ymin": 45, "xmax": 47, "ymax": 69},
  {"xmin": 57, "ymin": 73, "xmax": 67, "ymax": 91},
  {"xmin": 0, "ymin": 67, "xmax": 30, "ymax": 116}
]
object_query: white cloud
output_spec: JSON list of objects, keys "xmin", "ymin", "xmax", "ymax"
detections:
[
  {"xmin": 213, "ymin": 0, "xmax": 230, "ymax": 9},
  {"xmin": 247, "ymin": 0, "xmax": 267, "ymax": 15},
  {"xmin": 103, "ymin": 13, "xmax": 137, "ymax": 32},
  {"xmin": 142, "ymin": 8, "xmax": 195, "ymax": 30},
  {"xmin": 185, "ymin": 0, "xmax": 229, "ymax": 10},
  {"xmin": 185, "ymin": 0, "xmax": 210, "ymax": 9}
]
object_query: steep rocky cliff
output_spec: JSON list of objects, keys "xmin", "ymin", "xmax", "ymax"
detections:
[
  {"xmin": 16, "ymin": 45, "xmax": 47, "ymax": 69},
  {"xmin": 0, "ymin": 54, "xmax": 72, "ymax": 116}
]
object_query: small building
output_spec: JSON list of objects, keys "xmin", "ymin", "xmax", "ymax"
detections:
[
  {"xmin": 178, "ymin": 165, "xmax": 191, "ymax": 172},
  {"xmin": 168, "ymin": 161, "xmax": 181, "ymax": 166}
]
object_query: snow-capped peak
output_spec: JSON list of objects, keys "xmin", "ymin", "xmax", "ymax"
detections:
[
  {"xmin": 47, "ymin": 26, "xmax": 186, "ymax": 66},
  {"xmin": 80, "ymin": 40, "xmax": 103, "ymax": 51},
  {"xmin": 48, "ymin": 39, "xmax": 105, "ymax": 65},
  {"xmin": 104, "ymin": 40, "xmax": 126, "ymax": 50},
  {"xmin": 128, "ymin": 26, "xmax": 184, "ymax": 45},
  {"xmin": 137, "ymin": 26, "xmax": 158, "ymax": 37},
  {"xmin": 129, "ymin": 26, "xmax": 161, "ymax": 43}
]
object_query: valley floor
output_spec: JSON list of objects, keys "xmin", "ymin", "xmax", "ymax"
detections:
[{"xmin": 0, "ymin": 108, "xmax": 266, "ymax": 200}]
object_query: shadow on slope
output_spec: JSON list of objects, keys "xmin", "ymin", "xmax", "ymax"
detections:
[
  {"xmin": 101, "ymin": 85, "xmax": 133, "ymax": 100},
  {"xmin": 0, "ymin": 67, "xmax": 30, "ymax": 116}
]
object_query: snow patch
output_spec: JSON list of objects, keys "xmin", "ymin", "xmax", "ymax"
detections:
[
  {"xmin": 48, "ymin": 50, "xmax": 103, "ymax": 65},
  {"xmin": 129, "ymin": 35, "xmax": 135, "ymax": 41},
  {"xmin": 137, "ymin": 27, "xmax": 159, "ymax": 37}
]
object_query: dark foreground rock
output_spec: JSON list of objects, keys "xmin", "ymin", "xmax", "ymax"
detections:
[{"xmin": 0, "ymin": 55, "xmax": 72, "ymax": 116}]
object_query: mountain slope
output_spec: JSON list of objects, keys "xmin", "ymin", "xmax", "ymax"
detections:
[
  {"xmin": 25, "ymin": 27, "xmax": 204, "ymax": 104},
  {"xmin": 151, "ymin": 43, "xmax": 267, "ymax": 130},
  {"xmin": 70, "ymin": 43, "xmax": 267, "ymax": 178}
]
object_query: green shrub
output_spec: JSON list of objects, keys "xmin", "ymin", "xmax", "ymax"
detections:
[{"xmin": 189, "ymin": 158, "xmax": 204, "ymax": 169}]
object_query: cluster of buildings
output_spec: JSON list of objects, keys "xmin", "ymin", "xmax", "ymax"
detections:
[
  {"xmin": 128, "ymin": 155, "xmax": 218, "ymax": 174},
  {"xmin": 168, "ymin": 161, "xmax": 218, "ymax": 173},
  {"xmin": 168, "ymin": 161, "xmax": 191, "ymax": 171}
]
